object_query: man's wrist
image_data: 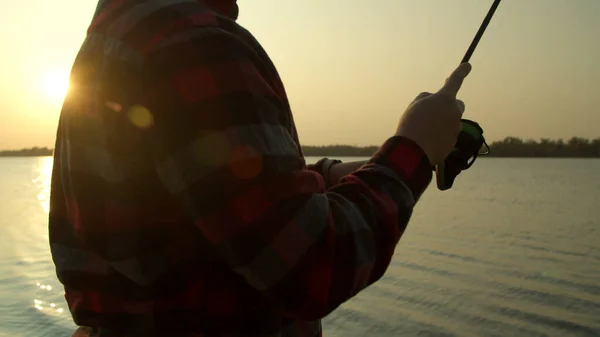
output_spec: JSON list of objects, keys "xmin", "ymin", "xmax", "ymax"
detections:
[{"xmin": 314, "ymin": 158, "xmax": 342, "ymax": 187}]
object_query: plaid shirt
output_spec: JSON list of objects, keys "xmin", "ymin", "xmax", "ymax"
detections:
[{"xmin": 49, "ymin": 1, "xmax": 433, "ymax": 336}]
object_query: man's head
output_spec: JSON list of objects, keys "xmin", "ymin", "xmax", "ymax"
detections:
[{"xmin": 204, "ymin": 0, "xmax": 239, "ymax": 20}]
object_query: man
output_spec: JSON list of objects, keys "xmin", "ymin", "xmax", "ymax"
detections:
[{"xmin": 49, "ymin": 0, "xmax": 470, "ymax": 336}]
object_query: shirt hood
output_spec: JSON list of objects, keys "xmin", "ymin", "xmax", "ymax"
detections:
[{"xmin": 202, "ymin": 0, "xmax": 239, "ymax": 20}]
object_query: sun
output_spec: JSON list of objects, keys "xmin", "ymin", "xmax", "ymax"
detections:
[{"xmin": 42, "ymin": 70, "xmax": 70, "ymax": 101}]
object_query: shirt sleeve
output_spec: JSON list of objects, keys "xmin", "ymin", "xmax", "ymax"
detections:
[{"xmin": 142, "ymin": 27, "xmax": 432, "ymax": 321}]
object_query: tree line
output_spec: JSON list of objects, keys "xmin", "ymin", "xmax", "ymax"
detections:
[
  {"xmin": 303, "ymin": 137, "xmax": 600, "ymax": 158},
  {"xmin": 482, "ymin": 137, "xmax": 600, "ymax": 158},
  {"xmin": 0, "ymin": 147, "xmax": 53, "ymax": 157},
  {"xmin": 2, "ymin": 137, "xmax": 600, "ymax": 158}
]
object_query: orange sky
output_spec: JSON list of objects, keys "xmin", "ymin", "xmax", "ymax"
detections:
[{"xmin": 0, "ymin": 0, "xmax": 599, "ymax": 149}]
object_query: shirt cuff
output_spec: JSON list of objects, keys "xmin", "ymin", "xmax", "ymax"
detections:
[{"xmin": 368, "ymin": 136, "xmax": 433, "ymax": 201}]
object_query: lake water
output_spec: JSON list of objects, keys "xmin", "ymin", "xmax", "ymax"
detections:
[{"xmin": 1, "ymin": 156, "xmax": 599, "ymax": 337}]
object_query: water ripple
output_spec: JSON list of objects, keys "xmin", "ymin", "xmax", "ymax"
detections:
[{"xmin": 489, "ymin": 306, "xmax": 600, "ymax": 336}]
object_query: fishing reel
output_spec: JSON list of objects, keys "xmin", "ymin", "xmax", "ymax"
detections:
[{"xmin": 434, "ymin": 119, "xmax": 490, "ymax": 190}]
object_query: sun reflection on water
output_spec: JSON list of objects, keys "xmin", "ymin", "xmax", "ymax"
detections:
[
  {"xmin": 28, "ymin": 158, "xmax": 71, "ymax": 321},
  {"xmin": 34, "ymin": 157, "xmax": 53, "ymax": 214},
  {"xmin": 33, "ymin": 282, "xmax": 66, "ymax": 315}
]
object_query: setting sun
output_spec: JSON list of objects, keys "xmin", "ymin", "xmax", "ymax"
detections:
[{"xmin": 42, "ymin": 70, "xmax": 70, "ymax": 101}]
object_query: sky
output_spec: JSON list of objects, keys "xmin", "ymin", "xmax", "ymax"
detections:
[{"xmin": 0, "ymin": 0, "xmax": 599, "ymax": 149}]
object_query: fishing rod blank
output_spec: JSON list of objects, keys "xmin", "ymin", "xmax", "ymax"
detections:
[
  {"xmin": 461, "ymin": 0, "xmax": 502, "ymax": 64},
  {"xmin": 436, "ymin": 0, "xmax": 501, "ymax": 191}
]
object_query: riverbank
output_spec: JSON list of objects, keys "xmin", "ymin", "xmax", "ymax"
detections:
[{"xmin": 3, "ymin": 136, "xmax": 600, "ymax": 158}]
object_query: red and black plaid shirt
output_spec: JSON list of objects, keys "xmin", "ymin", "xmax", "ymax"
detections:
[{"xmin": 49, "ymin": 1, "xmax": 433, "ymax": 336}]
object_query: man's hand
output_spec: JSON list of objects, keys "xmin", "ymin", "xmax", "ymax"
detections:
[{"xmin": 395, "ymin": 63, "xmax": 472, "ymax": 166}]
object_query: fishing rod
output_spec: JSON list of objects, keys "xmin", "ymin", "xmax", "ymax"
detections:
[
  {"xmin": 461, "ymin": 0, "xmax": 503, "ymax": 64},
  {"xmin": 435, "ymin": 0, "xmax": 502, "ymax": 191}
]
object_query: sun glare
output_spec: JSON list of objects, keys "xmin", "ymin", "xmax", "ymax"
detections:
[{"xmin": 42, "ymin": 70, "xmax": 70, "ymax": 101}]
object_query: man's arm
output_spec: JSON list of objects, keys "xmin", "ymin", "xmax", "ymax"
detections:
[{"xmin": 143, "ymin": 27, "xmax": 432, "ymax": 321}]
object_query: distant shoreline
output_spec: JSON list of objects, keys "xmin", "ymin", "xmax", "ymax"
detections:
[
  {"xmin": 2, "ymin": 137, "xmax": 599, "ymax": 158},
  {"xmin": 0, "ymin": 147, "xmax": 54, "ymax": 157}
]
